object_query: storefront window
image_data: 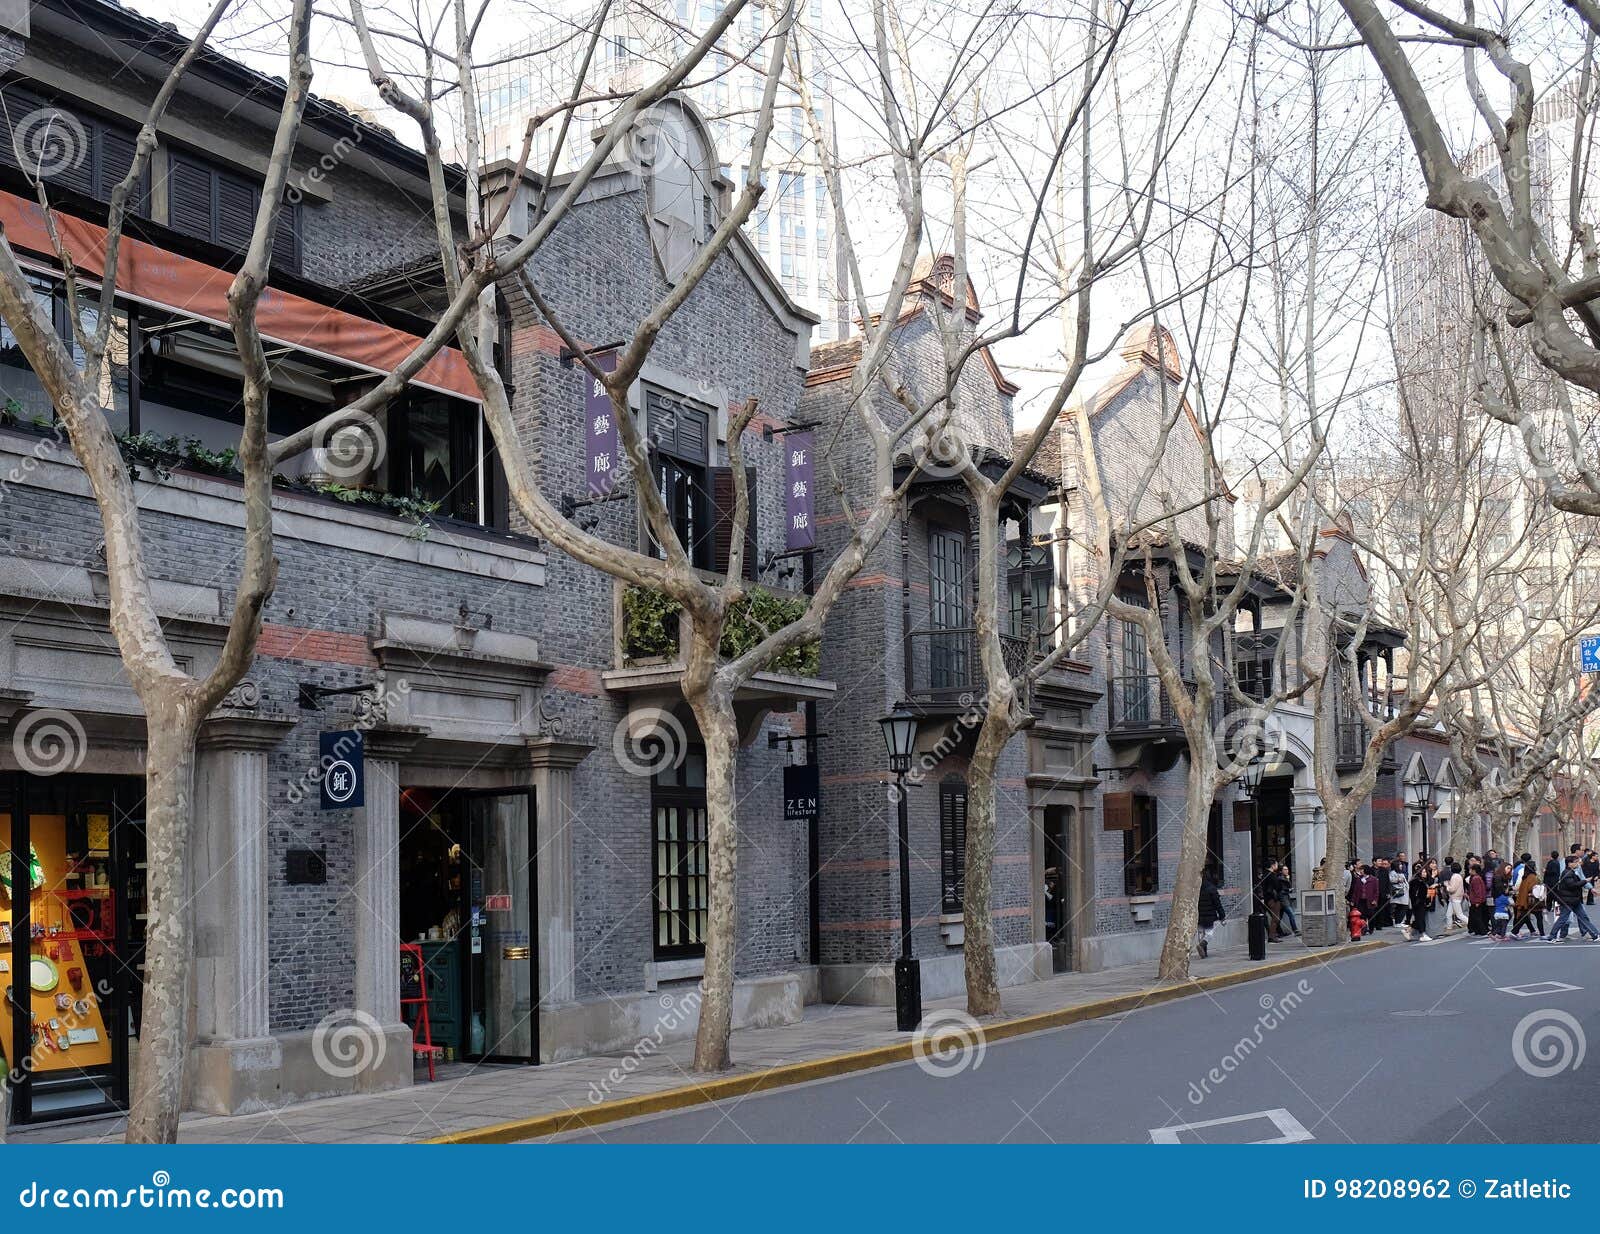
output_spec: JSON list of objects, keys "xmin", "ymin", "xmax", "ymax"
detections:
[{"xmin": 1, "ymin": 772, "xmax": 144, "ymax": 1126}]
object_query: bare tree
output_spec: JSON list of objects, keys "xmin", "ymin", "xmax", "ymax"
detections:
[
  {"xmin": 339, "ymin": 0, "xmax": 1054, "ymax": 1071},
  {"xmin": 0, "ymin": 0, "xmax": 308, "ymax": 1142},
  {"xmin": 1335, "ymin": 0, "xmax": 1600, "ymax": 515}
]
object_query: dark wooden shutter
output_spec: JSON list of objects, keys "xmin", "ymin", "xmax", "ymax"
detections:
[
  {"xmin": 167, "ymin": 154, "xmax": 216, "ymax": 240},
  {"xmin": 0, "ymin": 88, "xmax": 92, "ymax": 196},
  {"xmin": 710, "ymin": 464, "xmax": 758, "ymax": 580},
  {"xmin": 940, "ymin": 781, "xmax": 967, "ymax": 914},
  {"xmin": 1233, "ymin": 798, "xmax": 1254, "ymax": 832},
  {"xmin": 271, "ymin": 198, "xmax": 302, "ymax": 275},
  {"xmin": 214, "ymin": 168, "xmax": 258, "ymax": 255},
  {"xmin": 95, "ymin": 125, "xmax": 148, "ymax": 215},
  {"xmin": 1103, "ymin": 789, "xmax": 1134, "ymax": 832}
]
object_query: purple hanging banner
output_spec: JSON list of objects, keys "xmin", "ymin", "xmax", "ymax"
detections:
[
  {"xmin": 785, "ymin": 429, "xmax": 815, "ymax": 552},
  {"xmin": 584, "ymin": 351, "xmax": 621, "ymax": 498}
]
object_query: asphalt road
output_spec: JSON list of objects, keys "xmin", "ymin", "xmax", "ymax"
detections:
[{"xmin": 557, "ymin": 932, "xmax": 1600, "ymax": 1144}]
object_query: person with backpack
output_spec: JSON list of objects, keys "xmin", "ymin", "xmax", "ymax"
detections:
[
  {"xmin": 1545, "ymin": 854, "xmax": 1600, "ymax": 942},
  {"xmin": 1511, "ymin": 862, "xmax": 1546, "ymax": 938}
]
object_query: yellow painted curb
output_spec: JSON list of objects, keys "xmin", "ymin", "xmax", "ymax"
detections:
[{"xmin": 425, "ymin": 937, "xmax": 1390, "ymax": 1145}]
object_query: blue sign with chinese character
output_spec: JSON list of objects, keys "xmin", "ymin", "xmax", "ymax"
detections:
[
  {"xmin": 583, "ymin": 350, "xmax": 621, "ymax": 498},
  {"xmin": 1582, "ymin": 635, "xmax": 1600, "ymax": 673},
  {"xmin": 319, "ymin": 729, "xmax": 364, "ymax": 810}
]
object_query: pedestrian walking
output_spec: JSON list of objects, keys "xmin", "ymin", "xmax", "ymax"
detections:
[
  {"xmin": 1405, "ymin": 864, "xmax": 1433, "ymax": 941},
  {"xmin": 1511, "ymin": 862, "xmax": 1545, "ymax": 938},
  {"xmin": 1467, "ymin": 862, "xmax": 1489, "ymax": 935},
  {"xmin": 1389, "ymin": 864, "xmax": 1410, "ymax": 930},
  {"xmin": 1277, "ymin": 863, "xmax": 1300, "ymax": 936},
  {"xmin": 1492, "ymin": 888, "xmax": 1511, "ymax": 939},
  {"xmin": 1546, "ymin": 854, "xmax": 1600, "ymax": 942},
  {"xmin": 1446, "ymin": 862, "xmax": 1468, "ymax": 931},
  {"xmin": 1584, "ymin": 849, "xmax": 1599, "ymax": 907},
  {"xmin": 1197, "ymin": 870, "xmax": 1225, "ymax": 959}
]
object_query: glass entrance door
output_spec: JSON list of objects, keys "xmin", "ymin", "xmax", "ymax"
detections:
[{"xmin": 464, "ymin": 789, "xmax": 538, "ymax": 1064}]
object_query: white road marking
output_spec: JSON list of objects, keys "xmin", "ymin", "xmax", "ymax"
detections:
[
  {"xmin": 1495, "ymin": 980, "xmax": 1582, "ymax": 996},
  {"xmin": 1149, "ymin": 1107, "xmax": 1313, "ymax": 1145}
]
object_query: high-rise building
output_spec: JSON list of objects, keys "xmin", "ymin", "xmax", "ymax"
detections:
[{"xmin": 476, "ymin": 0, "xmax": 849, "ymax": 340}]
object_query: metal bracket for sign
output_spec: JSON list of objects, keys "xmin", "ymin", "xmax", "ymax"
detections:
[
  {"xmin": 559, "ymin": 488, "xmax": 629, "ymax": 517},
  {"xmin": 768, "ymin": 732, "xmax": 830, "ymax": 748},
  {"xmin": 298, "ymin": 681, "xmax": 380, "ymax": 711},
  {"xmin": 762, "ymin": 418, "xmax": 826, "ymax": 443},
  {"xmin": 558, "ymin": 340, "xmax": 626, "ymax": 368}
]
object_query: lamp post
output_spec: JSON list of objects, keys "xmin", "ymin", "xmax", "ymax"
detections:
[
  {"xmin": 1406, "ymin": 762, "xmax": 1434, "ymax": 859},
  {"xmin": 879, "ymin": 705, "xmax": 922, "ymax": 1032},
  {"xmin": 1242, "ymin": 753, "xmax": 1265, "ymax": 910}
]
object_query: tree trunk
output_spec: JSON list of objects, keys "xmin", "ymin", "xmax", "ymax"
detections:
[
  {"xmin": 1322, "ymin": 800, "xmax": 1353, "ymax": 942},
  {"xmin": 689, "ymin": 688, "xmax": 740, "ymax": 1073},
  {"xmin": 962, "ymin": 707, "xmax": 1008, "ymax": 1017},
  {"xmin": 125, "ymin": 691, "xmax": 201, "ymax": 1143},
  {"xmin": 1157, "ymin": 749, "xmax": 1215, "ymax": 981}
]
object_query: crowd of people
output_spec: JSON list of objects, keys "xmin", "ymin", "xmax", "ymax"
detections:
[
  {"xmin": 1335, "ymin": 845, "xmax": 1600, "ymax": 943},
  {"xmin": 1195, "ymin": 844, "xmax": 1600, "ymax": 958}
]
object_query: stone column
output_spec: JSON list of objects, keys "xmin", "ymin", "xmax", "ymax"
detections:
[
  {"xmin": 353, "ymin": 727, "xmax": 422, "ymax": 1028},
  {"xmin": 189, "ymin": 710, "xmax": 294, "ymax": 1114},
  {"xmin": 1291, "ymin": 784, "xmax": 1324, "ymax": 889},
  {"xmin": 526, "ymin": 737, "xmax": 592, "ymax": 1011}
]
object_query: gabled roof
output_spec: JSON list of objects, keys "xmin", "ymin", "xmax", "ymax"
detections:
[{"xmin": 803, "ymin": 253, "xmax": 1017, "ymax": 396}]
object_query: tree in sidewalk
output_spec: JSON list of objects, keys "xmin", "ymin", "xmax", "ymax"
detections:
[
  {"xmin": 343, "ymin": 0, "xmax": 1055, "ymax": 1070},
  {"xmin": 0, "ymin": 0, "xmax": 304, "ymax": 1142},
  {"xmin": 1332, "ymin": 0, "xmax": 1600, "ymax": 517}
]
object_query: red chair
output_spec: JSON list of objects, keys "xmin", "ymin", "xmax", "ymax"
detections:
[{"xmin": 400, "ymin": 942, "xmax": 443, "ymax": 1081}]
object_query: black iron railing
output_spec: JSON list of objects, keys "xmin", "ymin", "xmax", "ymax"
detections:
[{"xmin": 904, "ymin": 627, "xmax": 1033, "ymax": 705}]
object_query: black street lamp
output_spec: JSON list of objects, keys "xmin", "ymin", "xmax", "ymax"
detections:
[
  {"xmin": 1406, "ymin": 762, "xmax": 1434, "ymax": 857},
  {"xmin": 1241, "ymin": 753, "xmax": 1265, "ymax": 911},
  {"xmin": 879, "ymin": 704, "xmax": 922, "ymax": 1032}
]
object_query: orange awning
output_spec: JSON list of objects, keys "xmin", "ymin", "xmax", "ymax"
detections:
[{"xmin": 0, "ymin": 189, "xmax": 479, "ymax": 402}]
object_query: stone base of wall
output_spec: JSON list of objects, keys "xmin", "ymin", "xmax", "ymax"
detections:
[
  {"xmin": 187, "ymin": 1024, "xmax": 414, "ymax": 1116},
  {"xmin": 818, "ymin": 942, "xmax": 1050, "ymax": 1006},
  {"xmin": 1079, "ymin": 917, "xmax": 1247, "ymax": 972},
  {"xmin": 541, "ymin": 970, "xmax": 804, "ymax": 1063}
]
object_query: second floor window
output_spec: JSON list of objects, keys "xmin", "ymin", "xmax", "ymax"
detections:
[
  {"xmin": 929, "ymin": 526, "xmax": 969, "ymax": 689},
  {"xmin": 167, "ymin": 151, "xmax": 302, "ymax": 276},
  {"xmin": 646, "ymin": 386, "xmax": 712, "ymax": 569}
]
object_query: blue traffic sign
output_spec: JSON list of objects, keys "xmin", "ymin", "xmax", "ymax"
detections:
[{"xmin": 1582, "ymin": 635, "xmax": 1600, "ymax": 673}]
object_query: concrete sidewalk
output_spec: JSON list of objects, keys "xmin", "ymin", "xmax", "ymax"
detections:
[{"xmin": 24, "ymin": 934, "xmax": 1398, "ymax": 1145}]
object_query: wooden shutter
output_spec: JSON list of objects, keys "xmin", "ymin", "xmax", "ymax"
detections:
[
  {"xmin": 214, "ymin": 168, "xmax": 258, "ymax": 255},
  {"xmin": 710, "ymin": 464, "xmax": 758, "ymax": 579},
  {"xmin": 1233, "ymin": 798, "xmax": 1254, "ymax": 832},
  {"xmin": 167, "ymin": 154, "xmax": 216, "ymax": 240},
  {"xmin": 95, "ymin": 125, "xmax": 148, "ymax": 215},
  {"xmin": 271, "ymin": 198, "xmax": 302, "ymax": 275},
  {"xmin": 940, "ymin": 781, "xmax": 967, "ymax": 914},
  {"xmin": 1103, "ymin": 789, "xmax": 1134, "ymax": 832},
  {"xmin": 0, "ymin": 87, "xmax": 92, "ymax": 196}
]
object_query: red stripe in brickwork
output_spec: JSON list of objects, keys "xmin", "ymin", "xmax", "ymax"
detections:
[
  {"xmin": 549, "ymin": 666, "xmax": 604, "ymax": 695},
  {"xmin": 256, "ymin": 624, "xmax": 376, "ymax": 666}
]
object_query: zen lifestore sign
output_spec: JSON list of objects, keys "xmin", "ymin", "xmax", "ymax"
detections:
[
  {"xmin": 319, "ymin": 729, "xmax": 365, "ymax": 811},
  {"xmin": 783, "ymin": 763, "xmax": 820, "ymax": 821}
]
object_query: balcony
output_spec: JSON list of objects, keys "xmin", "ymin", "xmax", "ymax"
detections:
[
  {"xmin": 1335, "ymin": 718, "xmax": 1396, "ymax": 772},
  {"xmin": 903, "ymin": 626, "xmax": 1032, "ymax": 712},
  {"xmin": 603, "ymin": 583, "xmax": 836, "ymax": 742}
]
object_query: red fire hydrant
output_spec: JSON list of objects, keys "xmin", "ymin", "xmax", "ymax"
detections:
[{"xmin": 1348, "ymin": 907, "xmax": 1365, "ymax": 941}]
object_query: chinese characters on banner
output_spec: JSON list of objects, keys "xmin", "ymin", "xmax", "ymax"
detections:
[
  {"xmin": 584, "ymin": 350, "xmax": 622, "ymax": 498},
  {"xmin": 785, "ymin": 429, "xmax": 815, "ymax": 552}
]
